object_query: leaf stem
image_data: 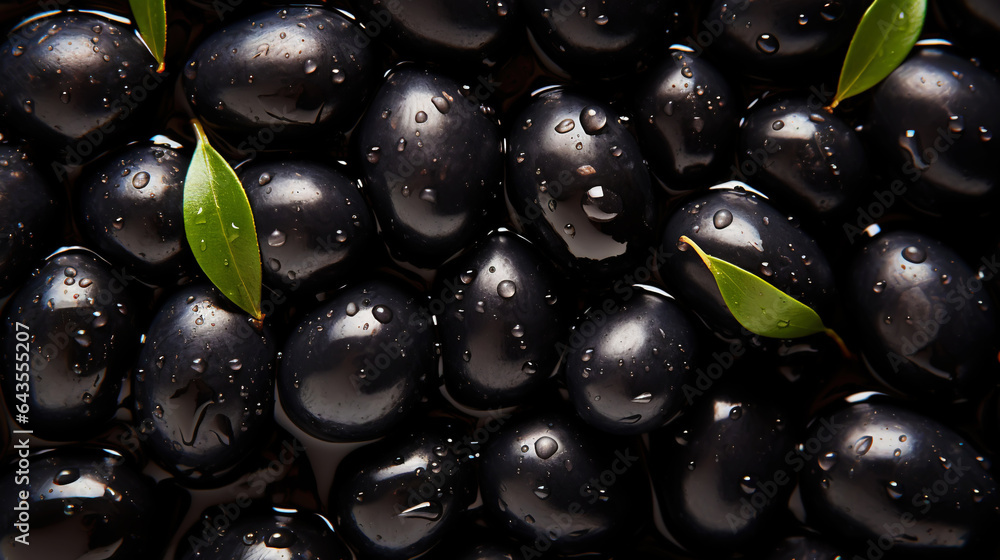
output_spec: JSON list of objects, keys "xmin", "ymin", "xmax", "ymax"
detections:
[
  {"xmin": 824, "ymin": 328, "xmax": 852, "ymax": 359},
  {"xmin": 678, "ymin": 235, "xmax": 712, "ymax": 269},
  {"xmin": 191, "ymin": 118, "xmax": 208, "ymax": 144}
]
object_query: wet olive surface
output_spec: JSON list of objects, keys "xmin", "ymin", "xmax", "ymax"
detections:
[
  {"xmin": 2, "ymin": 250, "xmax": 138, "ymax": 441},
  {"xmin": 0, "ymin": 2, "xmax": 1000, "ymax": 560}
]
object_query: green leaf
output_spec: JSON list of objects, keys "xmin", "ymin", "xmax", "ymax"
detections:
[
  {"xmin": 184, "ymin": 120, "xmax": 263, "ymax": 320},
  {"xmin": 129, "ymin": 0, "xmax": 167, "ymax": 72},
  {"xmin": 830, "ymin": 0, "xmax": 926, "ymax": 108},
  {"xmin": 679, "ymin": 236, "xmax": 847, "ymax": 352}
]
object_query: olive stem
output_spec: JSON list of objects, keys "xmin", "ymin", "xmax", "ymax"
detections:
[{"xmin": 825, "ymin": 328, "xmax": 852, "ymax": 359}]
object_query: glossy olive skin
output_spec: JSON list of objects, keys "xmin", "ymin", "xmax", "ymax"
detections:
[
  {"xmin": 356, "ymin": 66, "xmax": 504, "ymax": 268},
  {"xmin": 0, "ymin": 12, "xmax": 161, "ymax": 161},
  {"xmin": 177, "ymin": 506, "xmax": 351, "ymax": 560},
  {"xmin": 1, "ymin": 250, "xmax": 138, "ymax": 441},
  {"xmin": 846, "ymin": 231, "xmax": 999, "ymax": 401},
  {"xmin": 507, "ymin": 89, "xmax": 656, "ymax": 279},
  {"xmin": 650, "ymin": 385, "xmax": 798, "ymax": 554},
  {"xmin": 238, "ymin": 159, "xmax": 378, "ymax": 297},
  {"xmin": 634, "ymin": 48, "xmax": 739, "ymax": 188},
  {"xmin": 566, "ymin": 287, "xmax": 700, "ymax": 435},
  {"xmin": 330, "ymin": 418, "xmax": 477, "ymax": 559},
  {"xmin": 349, "ymin": 0, "xmax": 521, "ymax": 66},
  {"xmin": 522, "ymin": 0, "xmax": 673, "ymax": 79},
  {"xmin": 764, "ymin": 536, "xmax": 853, "ymax": 560},
  {"xmin": 183, "ymin": 6, "xmax": 380, "ymax": 151},
  {"xmin": 132, "ymin": 284, "xmax": 277, "ymax": 486},
  {"xmin": 435, "ymin": 229, "xmax": 564, "ymax": 408},
  {"xmin": 869, "ymin": 47, "xmax": 1000, "ymax": 215},
  {"xmin": 479, "ymin": 410, "xmax": 647, "ymax": 554},
  {"xmin": 739, "ymin": 97, "xmax": 868, "ymax": 216},
  {"xmin": 799, "ymin": 402, "xmax": 1000, "ymax": 556},
  {"xmin": 659, "ymin": 186, "xmax": 837, "ymax": 339},
  {"xmin": 0, "ymin": 447, "xmax": 157, "ymax": 559},
  {"xmin": 77, "ymin": 141, "xmax": 192, "ymax": 283},
  {"xmin": 277, "ymin": 278, "xmax": 435, "ymax": 441},
  {"xmin": 703, "ymin": 0, "xmax": 868, "ymax": 79},
  {"xmin": 0, "ymin": 144, "xmax": 62, "ymax": 297}
]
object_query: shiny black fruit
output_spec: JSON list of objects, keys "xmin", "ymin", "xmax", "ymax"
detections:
[
  {"xmin": 349, "ymin": 0, "xmax": 522, "ymax": 66},
  {"xmin": 703, "ymin": 0, "xmax": 868, "ymax": 80},
  {"xmin": 799, "ymin": 400, "xmax": 999, "ymax": 556},
  {"xmin": 356, "ymin": 66, "xmax": 504, "ymax": 268},
  {"xmin": 330, "ymin": 418, "xmax": 477, "ymax": 559},
  {"xmin": 435, "ymin": 229, "xmax": 564, "ymax": 408},
  {"xmin": 277, "ymin": 278, "xmax": 435, "ymax": 441},
  {"xmin": 183, "ymin": 6, "xmax": 380, "ymax": 151},
  {"xmin": 0, "ymin": 447, "xmax": 157, "ymax": 559},
  {"xmin": 0, "ymin": 12, "xmax": 162, "ymax": 163},
  {"xmin": 177, "ymin": 505, "xmax": 351, "ymax": 560},
  {"xmin": 650, "ymin": 384, "xmax": 798, "ymax": 553},
  {"xmin": 846, "ymin": 231, "xmax": 999, "ymax": 401},
  {"xmin": 0, "ymin": 143, "xmax": 62, "ymax": 297},
  {"xmin": 507, "ymin": 89, "xmax": 656, "ymax": 279},
  {"xmin": 634, "ymin": 47, "xmax": 739, "ymax": 188},
  {"xmin": 659, "ymin": 185, "xmax": 836, "ymax": 339},
  {"xmin": 738, "ymin": 96, "xmax": 868, "ymax": 216},
  {"xmin": 1, "ymin": 250, "xmax": 138, "ymax": 441},
  {"xmin": 869, "ymin": 47, "xmax": 1000, "ymax": 214},
  {"xmin": 566, "ymin": 285, "xmax": 701, "ymax": 435},
  {"xmin": 132, "ymin": 284, "xmax": 277, "ymax": 486},
  {"xmin": 76, "ymin": 140, "xmax": 192, "ymax": 283},
  {"xmin": 522, "ymin": 0, "xmax": 673, "ymax": 79},
  {"xmin": 479, "ymin": 410, "xmax": 647, "ymax": 553},
  {"xmin": 238, "ymin": 159, "xmax": 378, "ymax": 297}
]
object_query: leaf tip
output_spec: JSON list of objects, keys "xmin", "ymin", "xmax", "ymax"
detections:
[{"xmin": 156, "ymin": 61, "xmax": 166, "ymax": 73}]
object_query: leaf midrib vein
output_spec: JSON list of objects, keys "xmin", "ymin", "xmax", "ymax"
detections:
[{"xmin": 202, "ymin": 147, "xmax": 256, "ymax": 311}]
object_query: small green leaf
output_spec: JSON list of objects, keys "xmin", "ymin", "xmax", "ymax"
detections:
[
  {"xmin": 679, "ymin": 236, "xmax": 847, "ymax": 352},
  {"xmin": 830, "ymin": 0, "xmax": 926, "ymax": 109},
  {"xmin": 184, "ymin": 120, "xmax": 263, "ymax": 320},
  {"xmin": 129, "ymin": 0, "xmax": 167, "ymax": 72}
]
